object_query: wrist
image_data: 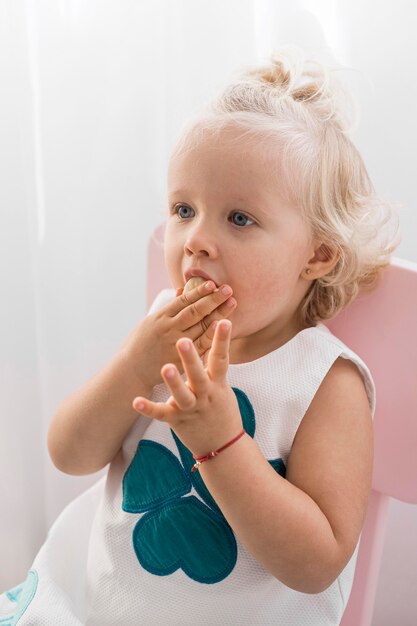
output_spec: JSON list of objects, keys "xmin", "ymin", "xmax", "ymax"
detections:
[
  {"xmin": 196, "ymin": 432, "xmax": 253, "ymax": 478},
  {"xmin": 118, "ymin": 321, "xmax": 155, "ymax": 389},
  {"xmin": 118, "ymin": 346, "xmax": 155, "ymax": 398},
  {"xmin": 191, "ymin": 428, "xmax": 246, "ymax": 472}
]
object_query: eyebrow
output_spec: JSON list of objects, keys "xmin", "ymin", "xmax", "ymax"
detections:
[{"xmin": 168, "ymin": 189, "xmax": 188, "ymax": 198}]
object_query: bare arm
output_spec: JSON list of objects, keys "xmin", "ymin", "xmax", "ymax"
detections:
[
  {"xmin": 48, "ymin": 282, "xmax": 237, "ymax": 475},
  {"xmin": 47, "ymin": 348, "xmax": 150, "ymax": 475},
  {"xmin": 198, "ymin": 357, "xmax": 373, "ymax": 593}
]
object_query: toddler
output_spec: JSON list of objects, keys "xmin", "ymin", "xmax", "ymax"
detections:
[{"xmin": 0, "ymin": 46, "xmax": 400, "ymax": 625}]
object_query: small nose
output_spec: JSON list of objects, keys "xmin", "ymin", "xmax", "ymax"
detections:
[{"xmin": 183, "ymin": 222, "xmax": 218, "ymax": 258}]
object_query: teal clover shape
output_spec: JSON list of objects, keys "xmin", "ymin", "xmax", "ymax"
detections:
[{"xmin": 122, "ymin": 387, "xmax": 286, "ymax": 584}]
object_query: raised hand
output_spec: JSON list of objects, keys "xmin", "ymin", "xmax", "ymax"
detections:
[
  {"xmin": 132, "ymin": 319, "xmax": 243, "ymax": 457},
  {"xmin": 122, "ymin": 281, "xmax": 237, "ymax": 391}
]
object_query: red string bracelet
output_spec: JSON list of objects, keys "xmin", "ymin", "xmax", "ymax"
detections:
[{"xmin": 191, "ymin": 429, "xmax": 246, "ymax": 472}]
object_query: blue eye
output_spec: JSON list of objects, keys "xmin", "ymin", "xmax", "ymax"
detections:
[
  {"xmin": 230, "ymin": 212, "xmax": 254, "ymax": 227},
  {"xmin": 176, "ymin": 205, "xmax": 194, "ymax": 219},
  {"xmin": 172, "ymin": 205, "xmax": 254, "ymax": 228}
]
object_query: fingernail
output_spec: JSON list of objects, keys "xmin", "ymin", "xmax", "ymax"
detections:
[
  {"xmin": 226, "ymin": 297, "xmax": 236, "ymax": 307},
  {"xmin": 179, "ymin": 339, "xmax": 191, "ymax": 351},
  {"xmin": 221, "ymin": 286, "xmax": 232, "ymax": 296},
  {"xmin": 165, "ymin": 367, "xmax": 176, "ymax": 378}
]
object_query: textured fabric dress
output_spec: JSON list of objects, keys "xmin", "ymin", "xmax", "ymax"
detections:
[{"xmin": 0, "ymin": 288, "xmax": 376, "ymax": 626}]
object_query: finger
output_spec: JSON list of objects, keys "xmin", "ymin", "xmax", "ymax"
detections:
[
  {"xmin": 169, "ymin": 283, "xmax": 235, "ymax": 331},
  {"xmin": 132, "ymin": 395, "xmax": 177, "ymax": 423},
  {"xmin": 207, "ymin": 319, "xmax": 232, "ymax": 381},
  {"xmin": 193, "ymin": 296, "xmax": 237, "ymax": 356},
  {"xmin": 176, "ymin": 337, "xmax": 208, "ymax": 396},
  {"xmin": 161, "ymin": 363, "xmax": 197, "ymax": 410},
  {"xmin": 165, "ymin": 280, "xmax": 217, "ymax": 317},
  {"xmin": 199, "ymin": 320, "xmax": 219, "ymax": 367}
]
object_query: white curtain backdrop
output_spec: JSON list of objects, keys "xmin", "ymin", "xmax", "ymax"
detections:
[{"xmin": 1, "ymin": 1, "xmax": 416, "ymax": 624}]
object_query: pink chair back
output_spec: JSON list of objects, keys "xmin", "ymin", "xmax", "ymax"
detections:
[
  {"xmin": 147, "ymin": 222, "xmax": 417, "ymax": 625},
  {"xmin": 325, "ymin": 256, "xmax": 417, "ymax": 625}
]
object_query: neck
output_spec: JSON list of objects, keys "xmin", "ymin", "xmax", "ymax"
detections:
[{"xmin": 229, "ymin": 319, "xmax": 312, "ymax": 365}]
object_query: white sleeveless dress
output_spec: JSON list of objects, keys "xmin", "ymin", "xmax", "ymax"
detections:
[{"xmin": 0, "ymin": 288, "xmax": 376, "ymax": 625}]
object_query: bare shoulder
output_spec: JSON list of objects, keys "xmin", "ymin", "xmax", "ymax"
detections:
[{"xmin": 286, "ymin": 356, "xmax": 374, "ymax": 572}]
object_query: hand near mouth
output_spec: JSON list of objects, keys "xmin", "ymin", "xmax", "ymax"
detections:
[{"xmin": 123, "ymin": 279, "xmax": 236, "ymax": 391}]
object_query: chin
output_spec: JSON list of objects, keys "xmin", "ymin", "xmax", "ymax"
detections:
[{"xmin": 227, "ymin": 317, "xmax": 250, "ymax": 341}]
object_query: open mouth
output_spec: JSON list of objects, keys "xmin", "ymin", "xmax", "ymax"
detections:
[
  {"xmin": 183, "ymin": 276, "xmax": 209, "ymax": 293},
  {"xmin": 183, "ymin": 270, "xmax": 218, "ymax": 289}
]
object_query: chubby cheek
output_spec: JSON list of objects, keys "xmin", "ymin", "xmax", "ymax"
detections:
[
  {"xmin": 164, "ymin": 238, "xmax": 182, "ymax": 287},
  {"xmin": 229, "ymin": 269, "xmax": 285, "ymax": 333}
]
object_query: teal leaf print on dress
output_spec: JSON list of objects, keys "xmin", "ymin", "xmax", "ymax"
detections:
[
  {"xmin": 123, "ymin": 440, "xmax": 191, "ymax": 513},
  {"xmin": 133, "ymin": 496, "xmax": 237, "ymax": 583},
  {"xmin": 122, "ymin": 387, "xmax": 286, "ymax": 584}
]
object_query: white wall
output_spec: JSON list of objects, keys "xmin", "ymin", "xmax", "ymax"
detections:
[{"xmin": 0, "ymin": 1, "xmax": 416, "ymax": 624}]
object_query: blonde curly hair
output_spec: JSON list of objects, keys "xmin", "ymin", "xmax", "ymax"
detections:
[{"xmin": 168, "ymin": 46, "xmax": 402, "ymax": 325}]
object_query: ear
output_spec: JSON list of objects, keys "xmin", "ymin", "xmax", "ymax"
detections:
[{"xmin": 303, "ymin": 242, "xmax": 340, "ymax": 280}]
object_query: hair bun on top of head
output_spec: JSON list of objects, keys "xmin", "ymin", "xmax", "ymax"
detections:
[{"xmin": 221, "ymin": 45, "xmax": 359, "ymax": 134}]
